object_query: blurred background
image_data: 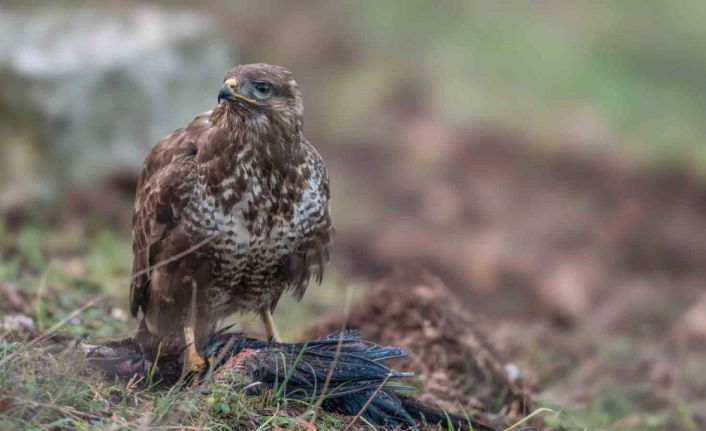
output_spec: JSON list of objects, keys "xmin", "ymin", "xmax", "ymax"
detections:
[{"xmin": 2, "ymin": 1, "xmax": 706, "ymax": 429}]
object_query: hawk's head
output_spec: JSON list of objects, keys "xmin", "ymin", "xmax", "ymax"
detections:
[{"xmin": 217, "ymin": 63, "xmax": 303, "ymax": 131}]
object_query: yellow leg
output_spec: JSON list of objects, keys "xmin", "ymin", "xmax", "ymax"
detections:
[
  {"xmin": 182, "ymin": 278, "xmax": 205, "ymax": 373},
  {"xmin": 261, "ymin": 308, "xmax": 281, "ymax": 341},
  {"xmin": 182, "ymin": 325, "xmax": 206, "ymax": 373}
]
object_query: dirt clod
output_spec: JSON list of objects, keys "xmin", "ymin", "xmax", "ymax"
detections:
[{"xmin": 316, "ymin": 271, "xmax": 531, "ymax": 426}]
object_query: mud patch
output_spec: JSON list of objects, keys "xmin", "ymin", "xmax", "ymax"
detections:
[{"xmin": 316, "ymin": 271, "xmax": 531, "ymax": 427}]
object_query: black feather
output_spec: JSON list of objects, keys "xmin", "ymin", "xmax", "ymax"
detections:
[{"xmin": 84, "ymin": 331, "xmax": 496, "ymax": 430}]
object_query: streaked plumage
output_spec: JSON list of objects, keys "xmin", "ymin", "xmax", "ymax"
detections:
[{"xmin": 129, "ymin": 64, "xmax": 333, "ymax": 366}]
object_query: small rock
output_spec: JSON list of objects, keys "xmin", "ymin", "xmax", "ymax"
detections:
[
  {"xmin": 3, "ymin": 313, "xmax": 35, "ymax": 332},
  {"xmin": 535, "ymin": 260, "xmax": 597, "ymax": 325},
  {"xmin": 505, "ymin": 363, "xmax": 520, "ymax": 382},
  {"xmin": 676, "ymin": 296, "xmax": 706, "ymax": 342},
  {"xmin": 111, "ymin": 308, "xmax": 128, "ymax": 321}
]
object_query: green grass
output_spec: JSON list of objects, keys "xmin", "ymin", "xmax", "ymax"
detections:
[
  {"xmin": 0, "ymin": 225, "xmax": 366, "ymax": 430},
  {"xmin": 0, "ymin": 217, "xmax": 701, "ymax": 430},
  {"xmin": 0, "ymin": 221, "xmax": 696, "ymax": 430},
  {"xmin": 0, "ymin": 341, "xmax": 350, "ymax": 430},
  {"xmin": 0, "ymin": 225, "xmax": 488, "ymax": 430}
]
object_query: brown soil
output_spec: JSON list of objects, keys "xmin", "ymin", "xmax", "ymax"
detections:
[{"xmin": 316, "ymin": 271, "xmax": 532, "ymax": 428}]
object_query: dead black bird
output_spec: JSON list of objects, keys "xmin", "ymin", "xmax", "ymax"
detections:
[{"xmin": 83, "ymin": 330, "xmax": 495, "ymax": 430}]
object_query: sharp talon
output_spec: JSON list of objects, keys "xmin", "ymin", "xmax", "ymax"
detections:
[
  {"xmin": 183, "ymin": 355, "xmax": 207, "ymax": 374},
  {"xmin": 182, "ymin": 356, "xmax": 206, "ymax": 387},
  {"xmin": 182, "ymin": 335, "xmax": 206, "ymax": 380}
]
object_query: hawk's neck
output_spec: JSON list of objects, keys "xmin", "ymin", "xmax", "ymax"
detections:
[{"xmin": 199, "ymin": 103, "xmax": 308, "ymax": 202}]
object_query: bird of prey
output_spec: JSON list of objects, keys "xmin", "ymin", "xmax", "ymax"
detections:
[{"xmin": 129, "ymin": 64, "xmax": 333, "ymax": 373}]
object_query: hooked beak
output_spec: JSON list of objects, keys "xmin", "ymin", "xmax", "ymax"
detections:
[{"xmin": 218, "ymin": 78, "xmax": 256, "ymax": 104}]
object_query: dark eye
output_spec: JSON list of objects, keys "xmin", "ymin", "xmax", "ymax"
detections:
[{"xmin": 252, "ymin": 81, "xmax": 272, "ymax": 97}]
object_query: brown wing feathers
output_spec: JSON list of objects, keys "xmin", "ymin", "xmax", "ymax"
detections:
[{"xmin": 130, "ymin": 118, "xmax": 203, "ymax": 317}]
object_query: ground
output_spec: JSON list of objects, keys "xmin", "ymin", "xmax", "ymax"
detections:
[{"xmin": 1, "ymin": 135, "xmax": 705, "ymax": 430}]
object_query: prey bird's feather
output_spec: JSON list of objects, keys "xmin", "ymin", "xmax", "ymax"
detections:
[{"xmin": 84, "ymin": 331, "xmax": 496, "ymax": 430}]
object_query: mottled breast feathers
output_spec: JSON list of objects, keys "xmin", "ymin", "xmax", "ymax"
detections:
[{"xmin": 129, "ymin": 109, "xmax": 334, "ymax": 319}]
